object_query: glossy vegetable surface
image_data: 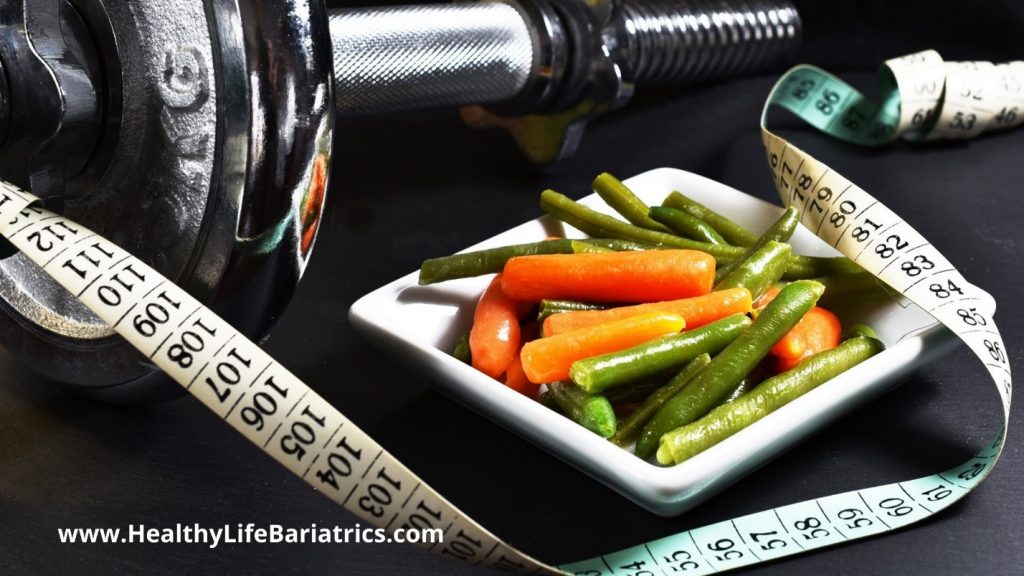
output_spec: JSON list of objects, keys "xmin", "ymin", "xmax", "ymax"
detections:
[
  {"xmin": 657, "ymin": 335, "xmax": 884, "ymax": 464},
  {"xmin": 570, "ymin": 314, "xmax": 751, "ymax": 394},
  {"xmin": 635, "ymin": 280, "xmax": 825, "ymax": 458},
  {"xmin": 501, "ymin": 250, "xmax": 715, "ymax": 303}
]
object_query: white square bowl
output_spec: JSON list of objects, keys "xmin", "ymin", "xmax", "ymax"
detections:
[{"xmin": 348, "ymin": 168, "xmax": 959, "ymax": 517}]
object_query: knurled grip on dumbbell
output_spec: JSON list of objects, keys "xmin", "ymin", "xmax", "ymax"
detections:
[
  {"xmin": 618, "ymin": 0, "xmax": 802, "ymax": 85},
  {"xmin": 329, "ymin": 0, "xmax": 802, "ymax": 116},
  {"xmin": 329, "ymin": 2, "xmax": 537, "ymax": 115}
]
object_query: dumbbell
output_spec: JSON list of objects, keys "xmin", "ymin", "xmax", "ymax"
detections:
[{"xmin": 0, "ymin": 0, "xmax": 800, "ymax": 401}]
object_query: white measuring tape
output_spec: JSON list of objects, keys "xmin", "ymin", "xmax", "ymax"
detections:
[{"xmin": 0, "ymin": 49, "xmax": 1015, "ymax": 574}]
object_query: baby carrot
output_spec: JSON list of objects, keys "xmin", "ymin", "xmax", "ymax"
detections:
[
  {"xmin": 771, "ymin": 306, "xmax": 842, "ymax": 372},
  {"xmin": 520, "ymin": 312, "xmax": 686, "ymax": 384},
  {"xmin": 504, "ymin": 350, "xmax": 541, "ymax": 399},
  {"xmin": 753, "ymin": 285, "xmax": 781, "ymax": 308},
  {"xmin": 503, "ymin": 321, "xmax": 541, "ymax": 398},
  {"xmin": 469, "ymin": 273, "xmax": 522, "ymax": 379},
  {"xmin": 542, "ymin": 288, "xmax": 751, "ymax": 336},
  {"xmin": 754, "ymin": 286, "xmax": 844, "ymax": 372},
  {"xmin": 501, "ymin": 250, "xmax": 715, "ymax": 303}
]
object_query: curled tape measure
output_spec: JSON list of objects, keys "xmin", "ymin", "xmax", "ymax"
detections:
[{"xmin": 0, "ymin": 49, "xmax": 1015, "ymax": 574}]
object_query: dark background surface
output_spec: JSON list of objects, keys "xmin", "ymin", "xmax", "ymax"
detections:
[{"xmin": 1, "ymin": 1, "xmax": 1023, "ymax": 575}]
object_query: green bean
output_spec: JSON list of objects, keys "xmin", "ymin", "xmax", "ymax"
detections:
[
  {"xmin": 541, "ymin": 190, "xmax": 859, "ymax": 280},
  {"xmin": 593, "ymin": 172, "xmax": 672, "ymax": 233},
  {"xmin": 657, "ymin": 335, "xmax": 884, "ymax": 464},
  {"xmin": 419, "ymin": 239, "xmax": 575, "ymax": 285},
  {"xmin": 547, "ymin": 381, "xmax": 617, "ymax": 438},
  {"xmin": 715, "ymin": 207, "xmax": 800, "ymax": 282},
  {"xmin": 782, "ymin": 254, "xmax": 864, "ymax": 280},
  {"xmin": 723, "ymin": 377, "xmax": 753, "ymax": 404},
  {"xmin": 843, "ymin": 323, "xmax": 879, "ymax": 340},
  {"xmin": 577, "ymin": 238, "xmax": 656, "ymax": 252},
  {"xmin": 537, "ymin": 299, "xmax": 608, "ymax": 322},
  {"xmin": 570, "ymin": 314, "xmax": 751, "ymax": 394},
  {"xmin": 648, "ymin": 206, "xmax": 727, "ymax": 245},
  {"xmin": 715, "ymin": 241, "xmax": 792, "ymax": 302},
  {"xmin": 570, "ymin": 240, "xmax": 614, "ymax": 253},
  {"xmin": 814, "ymin": 271, "xmax": 894, "ymax": 309},
  {"xmin": 540, "ymin": 190, "xmax": 744, "ymax": 261},
  {"xmin": 538, "ymin": 391, "xmax": 562, "ymax": 414},
  {"xmin": 723, "ymin": 359, "xmax": 772, "ymax": 404},
  {"xmin": 662, "ymin": 191, "xmax": 758, "ymax": 246},
  {"xmin": 452, "ymin": 333, "xmax": 471, "ymax": 364},
  {"xmin": 609, "ymin": 354, "xmax": 711, "ymax": 448},
  {"xmin": 603, "ymin": 373, "xmax": 675, "ymax": 404},
  {"xmin": 635, "ymin": 280, "xmax": 824, "ymax": 459}
]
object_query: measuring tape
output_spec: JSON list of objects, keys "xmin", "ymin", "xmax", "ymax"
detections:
[{"xmin": 0, "ymin": 49, "xmax": 1016, "ymax": 574}]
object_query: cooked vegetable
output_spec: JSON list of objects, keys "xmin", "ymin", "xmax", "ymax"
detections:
[
  {"xmin": 813, "ymin": 271, "xmax": 893, "ymax": 309},
  {"xmin": 771, "ymin": 305, "xmax": 842, "ymax": 372},
  {"xmin": 540, "ymin": 190, "xmax": 743, "ymax": 260},
  {"xmin": 538, "ymin": 390, "xmax": 562, "ymax": 413},
  {"xmin": 715, "ymin": 207, "xmax": 800, "ymax": 282},
  {"xmin": 520, "ymin": 312, "xmax": 686, "ymax": 384},
  {"xmin": 844, "ymin": 323, "xmax": 878, "ymax": 340},
  {"xmin": 753, "ymin": 285, "xmax": 781, "ymax": 309},
  {"xmin": 542, "ymin": 189, "xmax": 859, "ymax": 279},
  {"xmin": 756, "ymin": 286, "xmax": 845, "ymax": 373},
  {"xmin": 537, "ymin": 299, "xmax": 608, "ymax": 322},
  {"xmin": 662, "ymin": 191, "xmax": 758, "ymax": 246},
  {"xmin": 603, "ymin": 373, "xmax": 674, "ymax": 404},
  {"xmin": 419, "ymin": 239, "xmax": 575, "ymax": 285},
  {"xmin": 723, "ymin": 376, "xmax": 753, "ymax": 403},
  {"xmin": 569, "ymin": 313, "xmax": 751, "ymax": 393},
  {"xmin": 570, "ymin": 240, "xmax": 614, "ymax": 253},
  {"xmin": 635, "ymin": 280, "xmax": 824, "ymax": 459},
  {"xmin": 714, "ymin": 241, "xmax": 792, "ymax": 301},
  {"xmin": 501, "ymin": 250, "xmax": 716, "ymax": 303},
  {"xmin": 593, "ymin": 172, "xmax": 672, "ymax": 233},
  {"xmin": 452, "ymin": 333, "xmax": 471, "ymax": 364},
  {"xmin": 657, "ymin": 334, "xmax": 884, "ymax": 464},
  {"xmin": 421, "ymin": 174, "xmax": 887, "ymax": 463},
  {"xmin": 727, "ymin": 357, "xmax": 774, "ymax": 402},
  {"xmin": 504, "ymin": 322, "xmax": 541, "ymax": 398},
  {"xmin": 469, "ymin": 273, "xmax": 523, "ymax": 379},
  {"xmin": 547, "ymin": 381, "xmax": 617, "ymax": 437},
  {"xmin": 781, "ymin": 254, "xmax": 864, "ymax": 280},
  {"xmin": 542, "ymin": 288, "xmax": 751, "ymax": 336},
  {"xmin": 504, "ymin": 349, "xmax": 541, "ymax": 399},
  {"xmin": 648, "ymin": 206, "xmax": 727, "ymax": 245},
  {"xmin": 609, "ymin": 354, "xmax": 711, "ymax": 447},
  {"xmin": 575, "ymin": 238, "xmax": 655, "ymax": 252}
]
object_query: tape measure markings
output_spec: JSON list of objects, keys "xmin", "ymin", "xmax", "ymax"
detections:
[
  {"xmin": 0, "ymin": 185, "xmax": 556, "ymax": 574},
  {"xmin": 0, "ymin": 49, "xmax": 1018, "ymax": 575}
]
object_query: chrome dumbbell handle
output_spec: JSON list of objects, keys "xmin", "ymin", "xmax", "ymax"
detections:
[
  {"xmin": 328, "ymin": 0, "xmax": 801, "ymax": 119},
  {"xmin": 329, "ymin": 2, "xmax": 539, "ymax": 115},
  {"xmin": 618, "ymin": 0, "xmax": 802, "ymax": 85}
]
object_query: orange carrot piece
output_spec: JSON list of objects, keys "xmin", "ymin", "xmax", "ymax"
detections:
[
  {"xmin": 754, "ymin": 285, "xmax": 781, "ymax": 309},
  {"xmin": 503, "ymin": 351, "xmax": 541, "ymax": 399},
  {"xmin": 542, "ymin": 288, "xmax": 751, "ymax": 336},
  {"xmin": 520, "ymin": 312, "xmax": 686, "ymax": 384},
  {"xmin": 500, "ymin": 250, "xmax": 715, "ymax": 303},
  {"xmin": 771, "ymin": 306, "xmax": 842, "ymax": 372},
  {"xmin": 501, "ymin": 321, "xmax": 541, "ymax": 398},
  {"xmin": 470, "ymin": 273, "xmax": 522, "ymax": 379}
]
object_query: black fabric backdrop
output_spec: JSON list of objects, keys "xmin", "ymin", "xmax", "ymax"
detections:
[{"xmin": 1, "ymin": 2, "xmax": 1022, "ymax": 574}]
